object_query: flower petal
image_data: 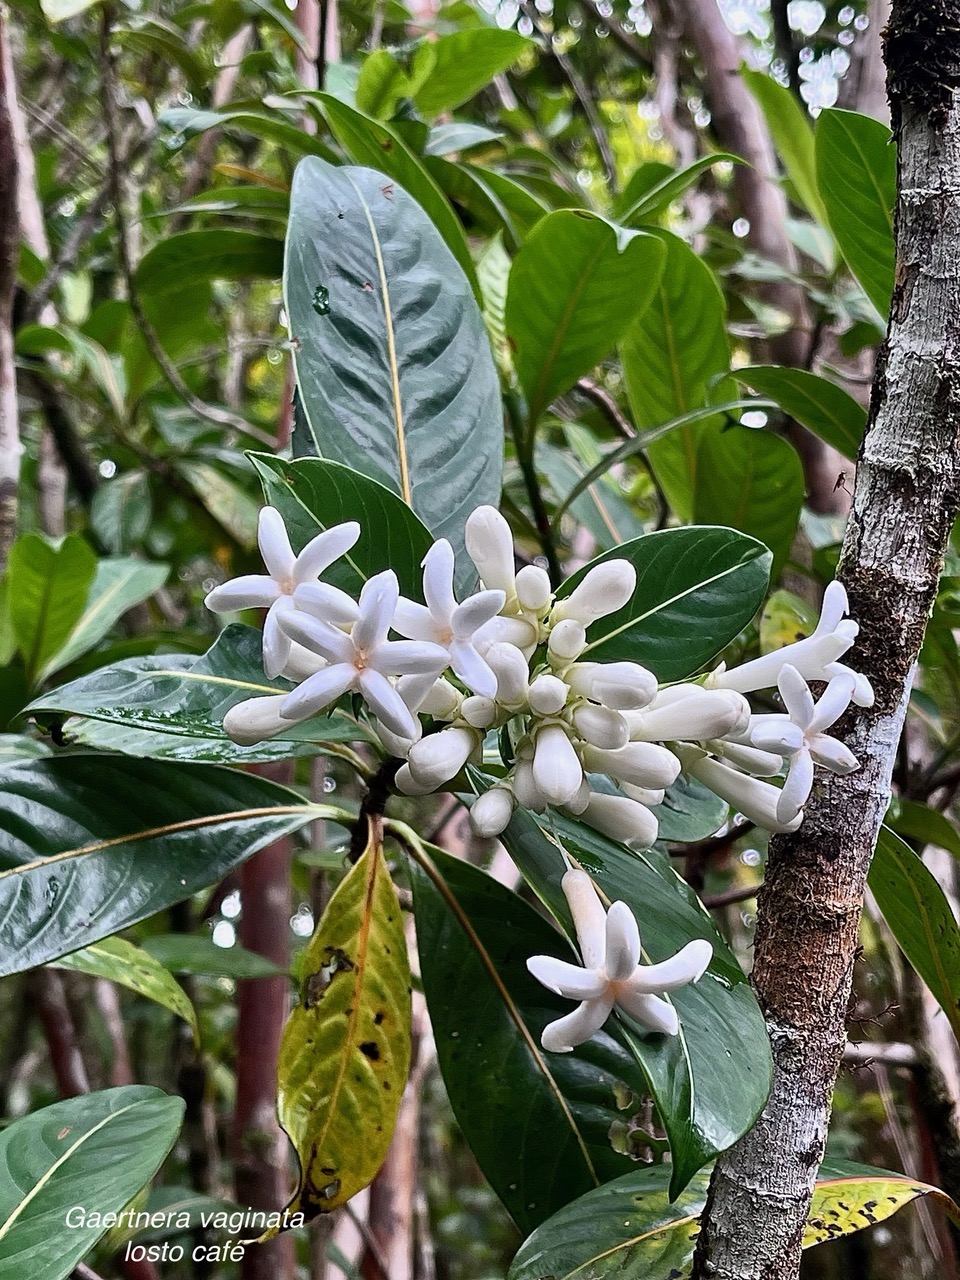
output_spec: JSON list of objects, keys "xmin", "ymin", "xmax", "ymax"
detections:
[
  {"xmin": 810, "ymin": 734, "xmax": 859, "ymax": 774},
  {"xmin": 614, "ymin": 989, "xmax": 679, "ymax": 1036},
  {"xmin": 629, "ymin": 939, "xmax": 713, "ymax": 992},
  {"xmin": 279, "ymin": 663, "xmax": 355, "ymax": 720},
  {"xmin": 293, "ymin": 581, "xmax": 361, "ymax": 628},
  {"xmin": 465, "ymin": 506, "xmax": 516, "ymax": 595},
  {"xmin": 422, "ymin": 539, "xmax": 458, "ymax": 623},
  {"xmin": 392, "ymin": 598, "xmax": 440, "ymax": 643},
  {"xmin": 750, "ymin": 715, "xmax": 804, "ymax": 755},
  {"xmin": 372, "ymin": 639, "xmax": 449, "ymax": 677},
  {"xmin": 258, "ymin": 507, "xmax": 296, "ymax": 580},
  {"xmin": 204, "ymin": 575, "xmax": 280, "ymax": 613},
  {"xmin": 448, "ymin": 640, "xmax": 497, "ymax": 698},
  {"xmin": 452, "ymin": 589, "xmax": 507, "ymax": 640},
  {"xmin": 354, "ymin": 570, "xmax": 400, "ymax": 653},
  {"xmin": 262, "ymin": 597, "xmax": 295, "ymax": 678},
  {"xmin": 293, "ymin": 521, "xmax": 361, "ymax": 582},
  {"xmin": 809, "ymin": 671, "xmax": 857, "ymax": 733},
  {"xmin": 815, "ymin": 579, "xmax": 849, "ymax": 635},
  {"xmin": 540, "ymin": 996, "xmax": 614, "ymax": 1053},
  {"xmin": 279, "ymin": 610, "xmax": 355, "ymax": 665},
  {"xmin": 777, "ymin": 748, "xmax": 814, "ymax": 824},
  {"xmin": 604, "ymin": 902, "xmax": 641, "ymax": 980},
  {"xmin": 777, "ymin": 664, "xmax": 815, "ymax": 728},
  {"xmin": 561, "ymin": 870, "xmax": 606, "ymax": 968},
  {"xmin": 358, "ymin": 668, "xmax": 417, "ymax": 738},
  {"xmin": 526, "ymin": 956, "xmax": 609, "ymax": 1000}
]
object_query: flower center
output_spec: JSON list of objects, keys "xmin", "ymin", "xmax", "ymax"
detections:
[{"xmin": 279, "ymin": 575, "xmax": 296, "ymax": 595}]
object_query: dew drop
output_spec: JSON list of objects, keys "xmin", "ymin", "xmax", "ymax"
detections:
[{"xmin": 312, "ymin": 285, "xmax": 331, "ymax": 316}]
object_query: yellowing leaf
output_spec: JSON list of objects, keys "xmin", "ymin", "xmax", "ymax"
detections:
[
  {"xmin": 806, "ymin": 1162, "xmax": 960, "ymax": 1246},
  {"xmin": 276, "ymin": 819, "xmax": 411, "ymax": 1217},
  {"xmin": 759, "ymin": 588, "xmax": 818, "ymax": 655}
]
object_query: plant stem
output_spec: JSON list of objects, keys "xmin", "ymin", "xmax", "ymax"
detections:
[{"xmin": 505, "ymin": 393, "xmax": 562, "ymax": 585}]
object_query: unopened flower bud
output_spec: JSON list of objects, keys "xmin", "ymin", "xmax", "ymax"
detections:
[
  {"xmin": 533, "ymin": 725, "xmax": 584, "ymax": 806},
  {"xmin": 513, "ymin": 758, "xmax": 547, "ymax": 811},
  {"xmin": 554, "ymin": 560, "xmax": 636, "ymax": 625},
  {"xmin": 548, "ymin": 619, "xmax": 587, "ymax": 663},
  {"xmin": 461, "ymin": 695, "xmax": 497, "ymax": 729},
  {"xmin": 712, "ymin": 739, "xmax": 782, "ymax": 777},
  {"xmin": 568, "ymin": 660, "xmax": 657, "ymax": 710},
  {"xmin": 401, "ymin": 676, "xmax": 462, "ymax": 720},
  {"xmin": 580, "ymin": 793, "xmax": 658, "ymax": 847},
  {"xmin": 475, "ymin": 615, "xmax": 539, "ymax": 655},
  {"xmin": 470, "ymin": 786, "xmax": 515, "ymax": 837},
  {"xmin": 406, "ymin": 727, "xmax": 478, "ymax": 790},
  {"xmin": 626, "ymin": 687, "xmax": 750, "ymax": 742},
  {"xmin": 281, "ymin": 643, "xmax": 327, "ymax": 683},
  {"xmin": 223, "ymin": 696, "xmax": 292, "ymax": 746},
  {"xmin": 486, "ymin": 642, "xmax": 530, "ymax": 707},
  {"xmin": 516, "ymin": 565, "xmax": 552, "ymax": 613},
  {"xmin": 620, "ymin": 783, "xmax": 665, "ymax": 806},
  {"xmin": 565, "ymin": 775, "xmax": 591, "ymax": 815},
  {"xmin": 572, "ymin": 703, "xmax": 630, "ymax": 749},
  {"xmin": 528, "ymin": 674, "xmax": 568, "ymax": 716},
  {"xmin": 465, "ymin": 506, "xmax": 516, "ymax": 595},
  {"xmin": 581, "ymin": 742, "xmax": 681, "ymax": 789},
  {"xmin": 395, "ymin": 763, "xmax": 437, "ymax": 796}
]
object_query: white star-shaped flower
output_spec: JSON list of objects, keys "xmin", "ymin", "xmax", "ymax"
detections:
[
  {"xmin": 527, "ymin": 870, "xmax": 713, "ymax": 1050},
  {"xmin": 750, "ymin": 664, "xmax": 860, "ymax": 825},
  {"xmin": 393, "ymin": 540, "xmax": 505, "ymax": 698},
  {"xmin": 277, "ymin": 570, "xmax": 448, "ymax": 739},
  {"xmin": 204, "ymin": 507, "xmax": 360, "ymax": 678}
]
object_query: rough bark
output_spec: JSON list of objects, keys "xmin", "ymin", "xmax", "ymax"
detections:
[
  {"xmin": 692, "ymin": 6, "xmax": 960, "ymax": 1277},
  {"xmin": 0, "ymin": 9, "xmax": 20, "ymax": 568}
]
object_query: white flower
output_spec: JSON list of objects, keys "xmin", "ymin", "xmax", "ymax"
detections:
[
  {"xmin": 402, "ymin": 726, "xmax": 479, "ymax": 791},
  {"xmin": 393, "ymin": 540, "xmax": 505, "ymax": 697},
  {"xmin": 204, "ymin": 507, "xmax": 360, "ymax": 678},
  {"xmin": 580, "ymin": 742, "xmax": 681, "ymax": 790},
  {"xmin": 552, "ymin": 560, "xmax": 636, "ymax": 625},
  {"xmin": 278, "ymin": 570, "xmax": 448, "ymax": 739},
  {"xmin": 484, "ymin": 641, "xmax": 530, "ymax": 709},
  {"xmin": 750, "ymin": 664, "xmax": 860, "ymax": 824},
  {"xmin": 707, "ymin": 581, "xmax": 874, "ymax": 706},
  {"xmin": 527, "ymin": 870, "xmax": 713, "ymax": 1049},
  {"xmin": 681, "ymin": 748, "xmax": 803, "ymax": 833},
  {"xmin": 625, "ymin": 686, "xmax": 750, "ymax": 743},
  {"xmin": 470, "ymin": 785, "xmax": 516, "ymax": 837},
  {"xmin": 515, "ymin": 565, "xmax": 552, "ymax": 613},
  {"xmin": 567, "ymin": 661, "xmax": 658, "ymax": 711},
  {"xmin": 571, "ymin": 703, "xmax": 630, "ymax": 749},
  {"xmin": 528, "ymin": 674, "xmax": 569, "ymax": 716},
  {"xmin": 548, "ymin": 619, "xmax": 587, "ymax": 663},
  {"xmin": 533, "ymin": 724, "xmax": 585, "ymax": 806},
  {"xmin": 465, "ymin": 505, "xmax": 517, "ymax": 599},
  {"xmin": 575, "ymin": 792, "xmax": 659, "ymax": 847},
  {"xmin": 223, "ymin": 695, "xmax": 292, "ymax": 746}
]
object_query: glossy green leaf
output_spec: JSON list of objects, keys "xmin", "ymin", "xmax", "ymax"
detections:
[
  {"xmin": 0, "ymin": 734, "xmax": 51, "ymax": 763},
  {"xmin": 886, "ymin": 797, "xmax": 960, "ymax": 861},
  {"xmin": 506, "ymin": 212, "xmax": 666, "ymax": 425},
  {"xmin": 693, "ymin": 424, "xmax": 803, "ymax": 578},
  {"xmin": 743, "ymin": 70, "xmax": 828, "ymax": 224},
  {"xmin": 653, "ymin": 774, "xmax": 729, "ymax": 844},
  {"xmin": 507, "ymin": 1157, "xmax": 959, "ymax": 1279},
  {"xmin": 619, "ymin": 154, "xmax": 743, "ymax": 226},
  {"xmin": 621, "ymin": 231, "xmax": 730, "ymax": 520},
  {"xmin": 40, "ymin": 557, "xmax": 169, "ymax": 680},
  {"xmin": 556, "ymin": 527, "xmax": 772, "ymax": 680},
  {"xmin": 410, "ymin": 840, "xmax": 652, "ymax": 1233},
  {"xmin": 815, "ymin": 108, "xmax": 896, "ymax": 319},
  {"xmin": 141, "ymin": 933, "xmax": 286, "ymax": 979},
  {"xmin": 0, "ymin": 1087, "xmax": 184, "ymax": 1280},
  {"xmin": 134, "ymin": 230, "xmax": 283, "ymax": 295},
  {"xmin": 355, "ymin": 49, "xmax": 412, "ymax": 119},
  {"xmin": 537, "ymin": 442, "xmax": 643, "ymax": 550},
  {"xmin": 159, "ymin": 106, "xmax": 334, "ymax": 159},
  {"xmin": 736, "ymin": 365, "xmax": 866, "ymax": 459},
  {"xmin": 250, "ymin": 455, "xmax": 434, "ymax": 598},
  {"xmin": 410, "ymin": 28, "xmax": 528, "ymax": 117},
  {"xmin": 90, "ymin": 474, "xmax": 153, "ymax": 555},
  {"xmin": 424, "ymin": 123, "xmax": 504, "ymax": 156},
  {"xmin": 426, "ymin": 157, "xmax": 547, "ymax": 251},
  {"xmin": 7, "ymin": 534, "xmax": 97, "ymax": 685},
  {"xmin": 0, "ymin": 755, "xmax": 321, "ymax": 975},
  {"xmin": 870, "ymin": 827, "xmax": 960, "ymax": 1044},
  {"xmin": 314, "ymin": 99, "xmax": 478, "ymax": 288},
  {"xmin": 499, "ymin": 809, "xmax": 772, "ymax": 1198},
  {"xmin": 25, "ymin": 625, "xmax": 368, "ymax": 763},
  {"xmin": 53, "ymin": 937, "xmax": 199, "ymax": 1042},
  {"xmin": 284, "ymin": 158, "xmax": 501, "ymax": 577},
  {"xmin": 277, "ymin": 823, "xmax": 411, "ymax": 1216}
]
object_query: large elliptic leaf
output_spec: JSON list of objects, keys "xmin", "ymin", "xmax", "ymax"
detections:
[
  {"xmin": 498, "ymin": 809, "xmax": 772, "ymax": 1199},
  {"xmin": 25, "ymin": 626, "xmax": 369, "ymax": 764},
  {"xmin": 505, "ymin": 212, "xmax": 666, "ymax": 426},
  {"xmin": 693, "ymin": 424, "xmax": 804, "ymax": 578},
  {"xmin": 555, "ymin": 527, "xmax": 771, "ymax": 680},
  {"xmin": 885, "ymin": 796, "xmax": 960, "ymax": 861},
  {"xmin": 870, "ymin": 827, "xmax": 960, "ymax": 1044},
  {"xmin": 134, "ymin": 230, "xmax": 283, "ymax": 295},
  {"xmin": 653, "ymin": 774, "xmax": 729, "ymax": 844},
  {"xmin": 507, "ymin": 1157, "xmax": 960, "ymax": 1280},
  {"xmin": 0, "ymin": 1087, "xmax": 184, "ymax": 1280},
  {"xmin": 409, "ymin": 840, "xmax": 652, "ymax": 1234},
  {"xmin": 620, "ymin": 231, "xmax": 731, "ymax": 521},
  {"xmin": 250, "ymin": 455, "xmax": 434, "ymax": 599},
  {"xmin": 815, "ymin": 108, "xmax": 896, "ymax": 320},
  {"xmin": 7, "ymin": 534, "xmax": 97, "ymax": 685},
  {"xmin": 0, "ymin": 756, "xmax": 323, "ymax": 975},
  {"xmin": 277, "ymin": 820, "xmax": 411, "ymax": 1217},
  {"xmin": 142, "ymin": 933, "xmax": 286, "ymax": 979},
  {"xmin": 735, "ymin": 365, "xmax": 866, "ymax": 460},
  {"xmin": 284, "ymin": 158, "xmax": 501, "ymax": 576},
  {"xmin": 412, "ymin": 29, "xmax": 529, "ymax": 118},
  {"xmin": 742, "ymin": 70, "xmax": 828, "ymax": 225},
  {"xmin": 160, "ymin": 106, "xmax": 335, "ymax": 159},
  {"xmin": 619, "ymin": 155, "xmax": 743, "ymax": 226}
]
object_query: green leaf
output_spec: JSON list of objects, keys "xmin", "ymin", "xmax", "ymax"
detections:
[
  {"xmin": 556, "ymin": 527, "xmax": 772, "ymax": 680},
  {"xmin": 742, "ymin": 70, "xmax": 828, "ymax": 225},
  {"xmin": 499, "ymin": 810, "xmax": 772, "ymax": 1198},
  {"xmin": 815, "ymin": 108, "xmax": 896, "ymax": 320},
  {"xmin": 0, "ymin": 1087, "xmax": 184, "ymax": 1280},
  {"xmin": 507, "ymin": 1156, "xmax": 959, "ymax": 1279},
  {"xmin": 621, "ymin": 231, "xmax": 731, "ymax": 520},
  {"xmin": 692, "ymin": 425, "xmax": 804, "ymax": 578},
  {"xmin": 159, "ymin": 106, "xmax": 335, "ymax": 160},
  {"xmin": 653, "ymin": 774, "xmax": 729, "ymax": 844},
  {"xmin": 90, "ymin": 473, "xmax": 152, "ymax": 555},
  {"xmin": 40, "ymin": 557, "xmax": 169, "ymax": 681},
  {"xmin": 426, "ymin": 157, "xmax": 547, "ymax": 251},
  {"xmin": 886, "ymin": 797, "xmax": 960, "ymax": 860},
  {"xmin": 0, "ymin": 755, "xmax": 320, "ymax": 974},
  {"xmin": 0, "ymin": 734, "xmax": 51, "ymax": 764},
  {"xmin": 735, "ymin": 365, "xmax": 866, "ymax": 459},
  {"xmin": 537, "ymin": 442, "xmax": 644, "ymax": 551},
  {"xmin": 283, "ymin": 158, "xmax": 501, "ymax": 577},
  {"xmin": 409, "ymin": 840, "xmax": 651, "ymax": 1233},
  {"xmin": 25, "ymin": 625, "xmax": 369, "ymax": 764},
  {"xmin": 424, "ymin": 123, "xmax": 504, "ymax": 156},
  {"xmin": 277, "ymin": 823, "xmax": 411, "ymax": 1216},
  {"xmin": 141, "ymin": 933, "xmax": 286, "ymax": 979},
  {"xmin": 314, "ymin": 98, "xmax": 478, "ymax": 289},
  {"xmin": 355, "ymin": 49, "xmax": 412, "ymax": 119},
  {"xmin": 505, "ymin": 212, "xmax": 666, "ymax": 425},
  {"xmin": 7, "ymin": 534, "xmax": 97, "ymax": 685},
  {"xmin": 870, "ymin": 827, "xmax": 960, "ymax": 1044},
  {"xmin": 53, "ymin": 937, "xmax": 199, "ymax": 1042},
  {"xmin": 619, "ymin": 154, "xmax": 743, "ymax": 226},
  {"xmin": 134, "ymin": 230, "xmax": 283, "ymax": 296},
  {"xmin": 250, "ymin": 455, "xmax": 434, "ymax": 598},
  {"xmin": 411, "ymin": 30, "xmax": 529, "ymax": 118}
]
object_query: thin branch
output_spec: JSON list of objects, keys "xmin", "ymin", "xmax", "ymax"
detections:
[
  {"xmin": 702, "ymin": 883, "xmax": 759, "ymax": 909},
  {"xmin": 0, "ymin": 7, "xmax": 20, "ymax": 568}
]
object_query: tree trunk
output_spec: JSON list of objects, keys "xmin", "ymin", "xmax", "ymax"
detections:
[
  {"xmin": 0, "ymin": 11, "xmax": 20, "ymax": 569},
  {"xmin": 692, "ymin": 4, "xmax": 960, "ymax": 1278}
]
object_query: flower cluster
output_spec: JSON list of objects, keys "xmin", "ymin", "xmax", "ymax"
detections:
[{"xmin": 207, "ymin": 507, "xmax": 872, "ymax": 847}]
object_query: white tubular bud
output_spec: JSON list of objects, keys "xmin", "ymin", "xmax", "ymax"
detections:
[
  {"xmin": 513, "ymin": 759, "xmax": 547, "ymax": 812},
  {"xmin": 486, "ymin": 642, "xmax": 530, "ymax": 707},
  {"xmin": 572, "ymin": 703, "xmax": 630, "ymax": 750},
  {"xmin": 461, "ymin": 695, "xmax": 497, "ymax": 728},
  {"xmin": 475, "ymin": 614, "xmax": 539, "ymax": 656},
  {"xmin": 581, "ymin": 742, "xmax": 681, "ymax": 789},
  {"xmin": 394, "ymin": 763, "xmax": 436, "ymax": 796},
  {"xmin": 580, "ymin": 793, "xmax": 658, "ymax": 848},
  {"xmin": 712, "ymin": 739, "xmax": 782, "ymax": 777},
  {"xmin": 565, "ymin": 775, "xmax": 592, "ymax": 815},
  {"xmin": 567, "ymin": 661, "xmax": 658, "ymax": 710},
  {"xmin": 223, "ymin": 696, "xmax": 293, "ymax": 746},
  {"xmin": 548, "ymin": 619, "xmax": 587, "ymax": 663},
  {"xmin": 281, "ymin": 643, "xmax": 327, "ymax": 682},
  {"xmin": 554, "ymin": 560, "xmax": 636, "ymax": 625},
  {"xmin": 626, "ymin": 688, "xmax": 750, "ymax": 742},
  {"xmin": 470, "ymin": 787, "xmax": 516, "ymax": 837},
  {"xmin": 532, "ymin": 725, "xmax": 585, "ymax": 806},
  {"xmin": 399, "ymin": 675, "xmax": 462, "ymax": 720},
  {"xmin": 516, "ymin": 565, "xmax": 553, "ymax": 613},
  {"xmin": 528, "ymin": 674, "xmax": 569, "ymax": 716},
  {"xmin": 465, "ymin": 506, "xmax": 516, "ymax": 595},
  {"xmin": 406, "ymin": 727, "xmax": 478, "ymax": 790},
  {"xmin": 376, "ymin": 721, "xmax": 420, "ymax": 757},
  {"xmin": 684, "ymin": 751, "xmax": 803, "ymax": 834},
  {"xmin": 620, "ymin": 783, "xmax": 665, "ymax": 807}
]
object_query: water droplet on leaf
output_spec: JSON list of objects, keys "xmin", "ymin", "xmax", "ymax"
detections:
[{"xmin": 312, "ymin": 285, "xmax": 330, "ymax": 316}]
